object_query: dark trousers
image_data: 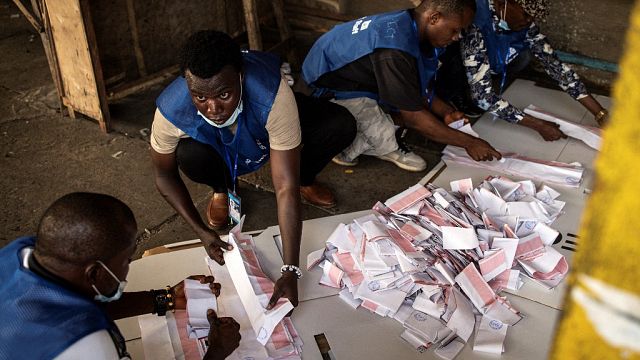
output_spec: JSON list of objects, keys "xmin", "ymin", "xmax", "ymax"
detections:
[
  {"xmin": 175, "ymin": 92, "xmax": 356, "ymax": 192},
  {"xmin": 435, "ymin": 42, "xmax": 533, "ymax": 102}
]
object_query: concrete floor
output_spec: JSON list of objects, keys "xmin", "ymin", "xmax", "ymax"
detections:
[{"xmin": 0, "ymin": 1, "xmax": 442, "ymax": 258}]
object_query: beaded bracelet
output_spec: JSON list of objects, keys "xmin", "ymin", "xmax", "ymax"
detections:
[{"xmin": 280, "ymin": 264, "xmax": 303, "ymax": 279}]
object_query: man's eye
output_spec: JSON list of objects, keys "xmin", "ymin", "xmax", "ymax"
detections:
[
  {"xmin": 220, "ymin": 92, "xmax": 230, "ymax": 100},
  {"xmin": 195, "ymin": 95, "xmax": 206, "ymax": 101}
]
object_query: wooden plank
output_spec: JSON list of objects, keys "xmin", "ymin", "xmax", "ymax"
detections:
[
  {"xmin": 241, "ymin": 0, "xmax": 262, "ymax": 50},
  {"xmin": 79, "ymin": 0, "xmax": 110, "ymax": 132},
  {"xmin": 125, "ymin": 0, "xmax": 147, "ymax": 77},
  {"xmin": 37, "ymin": 0, "xmax": 65, "ymax": 113},
  {"xmin": 46, "ymin": 0, "xmax": 109, "ymax": 130}
]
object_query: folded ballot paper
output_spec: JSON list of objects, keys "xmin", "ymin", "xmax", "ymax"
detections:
[
  {"xmin": 308, "ymin": 177, "xmax": 570, "ymax": 359},
  {"xmin": 442, "ymin": 122, "xmax": 585, "ymax": 188},
  {"xmin": 524, "ymin": 105, "xmax": 602, "ymax": 150}
]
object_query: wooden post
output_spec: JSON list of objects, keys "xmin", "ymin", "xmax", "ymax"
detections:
[
  {"xmin": 241, "ymin": 0, "xmax": 262, "ymax": 50},
  {"xmin": 125, "ymin": 0, "xmax": 147, "ymax": 77}
]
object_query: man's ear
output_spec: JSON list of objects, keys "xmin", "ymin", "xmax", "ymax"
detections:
[
  {"xmin": 85, "ymin": 262, "xmax": 101, "ymax": 285},
  {"xmin": 430, "ymin": 11, "xmax": 441, "ymax": 25}
]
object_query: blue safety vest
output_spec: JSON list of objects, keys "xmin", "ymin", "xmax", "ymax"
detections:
[
  {"xmin": 0, "ymin": 236, "xmax": 116, "ymax": 359},
  {"xmin": 156, "ymin": 51, "xmax": 281, "ymax": 176},
  {"xmin": 474, "ymin": 0, "xmax": 529, "ymax": 90},
  {"xmin": 302, "ymin": 10, "xmax": 443, "ymax": 103}
]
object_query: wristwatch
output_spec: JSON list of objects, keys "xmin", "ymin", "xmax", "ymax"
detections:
[{"xmin": 152, "ymin": 286, "xmax": 174, "ymax": 316}]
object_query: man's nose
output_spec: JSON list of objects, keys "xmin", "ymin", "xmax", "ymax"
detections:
[{"xmin": 206, "ymin": 99, "xmax": 223, "ymax": 115}]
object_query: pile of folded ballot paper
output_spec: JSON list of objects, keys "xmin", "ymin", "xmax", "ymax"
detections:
[{"xmin": 307, "ymin": 176, "xmax": 569, "ymax": 358}]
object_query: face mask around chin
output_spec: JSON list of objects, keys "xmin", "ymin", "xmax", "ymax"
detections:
[
  {"xmin": 92, "ymin": 260, "xmax": 128, "ymax": 303},
  {"xmin": 198, "ymin": 74, "xmax": 244, "ymax": 129}
]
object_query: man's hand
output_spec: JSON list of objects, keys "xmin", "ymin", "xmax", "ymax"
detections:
[
  {"xmin": 201, "ymin": 230, "xmax": 233, "ymax": 265},
  {"xmin": 465, "ymin": 138, "xmax": 502, "ymax": 161},
  {"xmin": 534, "ymin": 121, "xmax": 567, "ymax": 141},
  {"xmin": 171, "ymin": 275, "xmax": 221, "ymax": 310},
  {"xmin": 443, "ymin": 111, "xmax": 469, "ymax": 126},
  {"xmin": 519, "ymin": 115, "xmax": 567, "ymax": 142},
  {"xmin": 203, "ymin": 309, "xmax": 241, "ymax": 360},
  {"xmin": 266, "ymin": 272, "xmax": 298, "ymax": 315}
]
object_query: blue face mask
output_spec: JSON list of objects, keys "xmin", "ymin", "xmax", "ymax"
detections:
[
  {"xmin": 198, "ymin": 75, "xmax": 244, "ymax": 129},
  {"xmin": 92, "ymin": 260, "xmax": 127, "ymax": 303}
]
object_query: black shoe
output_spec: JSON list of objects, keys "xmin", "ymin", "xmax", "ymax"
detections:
[{"xmin": 449, "ymin": 96, "xmax": 485, "ymax": 119}]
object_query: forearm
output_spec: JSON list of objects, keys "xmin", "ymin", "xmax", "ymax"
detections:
[
  {"xmin": 276, "ymin": 186, "xmax": 302, "ymax": 266},
  {"xmin": 401, "ymin": 109, "xmax": 475, "ymax": 147},
  {"xmin": 105, "ymin": 291, "xmax": 154, "ymax": 320},
  {"xmin": 430, "ymin": 95, "xmax": 456, "ymax": 119},
  {"xmin": 155, "ymin": 175, "xmax": 213, "ymax": 238},
  {"xmin": 579, "ymin": 94, "xmax": 605, "ymax": 116}
]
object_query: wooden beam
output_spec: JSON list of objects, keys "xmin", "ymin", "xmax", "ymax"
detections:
[
  {"xmin": 125, "ymin": 0, "xmax": 147, "ymax": 77},
  {"xmin": 11, "ymin": 0, "xmax": 42, "ymax": 31},
  {"xmin": 241, "ymin": 0, "xmax": 262, "ymax": 50},
  {"xmin": 107, "ymin": 65, "xmax": 179, "ymax": 102}
]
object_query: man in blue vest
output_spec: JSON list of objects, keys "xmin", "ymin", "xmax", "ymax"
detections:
[
  {"xmin": 439, "ymin": 0, "xmax": 609, "ymax": 139},
  {"xmin": 150, "ymin": 31, "xmax": 356, "ymax": 311},
  {"xmin": 0, "ymin": 192, "xmax": 240, "ymax": 359},
  {"xmin": 302, "ymin": 0, "xmax": 502, "ymax": 172}
]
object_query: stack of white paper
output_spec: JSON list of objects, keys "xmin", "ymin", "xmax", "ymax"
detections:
[{"xmin": 307, "ymin": 177, "xmax": 570, "ymax": 359}]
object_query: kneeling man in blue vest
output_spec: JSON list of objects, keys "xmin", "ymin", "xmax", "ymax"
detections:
[
  {"xmin": 0, "ymin": 193, "xmax": 241, "ymax": 359},
  {"xmin": 302, "ymin": 0, "xmax": 503, "ymax": 173},
  {"xmin": 150, "ymin": 31, "xmax": 358, "ymax": 313}
]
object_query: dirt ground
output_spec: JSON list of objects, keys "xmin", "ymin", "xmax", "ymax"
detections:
[{"xmin": 0, "ymin": 0, "xmax": 442, "ymax": 258}]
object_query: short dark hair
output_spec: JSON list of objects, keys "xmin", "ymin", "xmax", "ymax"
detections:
[
  {"xmin": 35, "ymin": 193, "xmax": 137, "ymax": 266},
  {"xmin": 417, "ymin": 0, "xmax": 477, "ymax": 15},
  {"xmin": 179, "ymin": 30, "xmax": 243, "ymax": 78}
]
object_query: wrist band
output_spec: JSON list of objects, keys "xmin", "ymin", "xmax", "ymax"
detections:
[{"xmin": 280, "ymin": 264, "xmax": 303, "ymax": 279}]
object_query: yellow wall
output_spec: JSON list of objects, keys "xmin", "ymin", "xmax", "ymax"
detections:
[{"xmin": 550, "ymin": 1, "xmax": 640, "ymax": 359}]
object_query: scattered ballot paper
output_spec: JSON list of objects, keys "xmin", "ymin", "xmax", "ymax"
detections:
[{"xmin": 307, "ymin": 177, "xmax": 570, "ymax": 359}]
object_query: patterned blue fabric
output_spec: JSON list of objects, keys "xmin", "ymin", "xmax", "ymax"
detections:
[{"xmin": 462, "ymin": 0, "xmax": 589, "ymax": 123}]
